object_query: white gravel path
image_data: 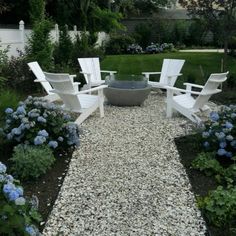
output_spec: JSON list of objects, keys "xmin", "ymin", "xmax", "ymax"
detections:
[{"xmin": 43, "ymin": 92, "xmax": 206, "ymax": 236}]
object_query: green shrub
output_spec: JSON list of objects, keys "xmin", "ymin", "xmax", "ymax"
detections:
[
  {"xmin": 1, "ymin": 52, "xmax": 37, "ymax": 93},
  {"xmin": 0, "ymin": 162, "xmax": 41, "ymax": 235},
  {"xmin": 105, "ymin": 34, "xmax": 134, "ymax": 55},
  {"xmin": 192, "ymin": 152, "xmax": 223, "ymax": 177},
  {"xmin": 53, "ymin": 25, "xmax": 73, "ymax": 67},
  {"xmin": 11, "ymin": 144, "xmax": 55, "ymax": 180},
  {"xmin": 198, "ymin": 186, "xmax": 236, "ymax": 229},
  {"xmin": 25, "ymin": 19, "xmax": 54, "ymax": 70},
  {"xmin": 71, "ymin": 33, "xmax": 104, "ymax": 67}
]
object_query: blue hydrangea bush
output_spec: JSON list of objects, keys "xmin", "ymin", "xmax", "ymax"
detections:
[
  {"xmin": 1, "ymin": 96, "xmax": 79, "ymax": 149},
  {"xmin": 202, "ymin": 105, "xmax": 236, "ymax": 160},
  {"xmin": 0, "ymin": 162, "xmax": 41, "ymax": 236}
]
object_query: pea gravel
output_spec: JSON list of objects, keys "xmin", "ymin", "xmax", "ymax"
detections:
[{"xmin": 43, "ymin": 92, "xmax": 206, "ymax": 236}]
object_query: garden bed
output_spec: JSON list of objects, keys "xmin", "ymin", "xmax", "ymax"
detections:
[
  {"xmin": 175, "ymin": 134, "xmax": 233, "ymax": 236},
  {"xmin": 0, "ymin": 139, "xmax": 73, "ymax": 231}
]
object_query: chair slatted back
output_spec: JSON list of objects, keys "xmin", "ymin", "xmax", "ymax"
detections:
[
  {"xmin": 44, "ymin": 72, "xmax": 82, "ymax": 111},
  {"xmin": 78, "ymin": 57, "xmax": 101, "ymax": 83},
  {"xmin": 193, "ymin": 72, "xmax": 228, "ymax": 110},
  {"xmin": 160, "ymin": 59, "xmax": 185, "ymax": 86},
  {"xmin": 28, "ymin": 62, "xmax": 54, "ymax": 95}
]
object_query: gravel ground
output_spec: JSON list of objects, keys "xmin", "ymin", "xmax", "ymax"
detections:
[{"xmin": 43, "ymin": 92, "xmax": 206, "ymax": 236}]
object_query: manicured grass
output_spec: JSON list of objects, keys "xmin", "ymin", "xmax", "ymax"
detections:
[{"xmin": 101, "ymin": 53, "xmax": 236, "ymax": 87}]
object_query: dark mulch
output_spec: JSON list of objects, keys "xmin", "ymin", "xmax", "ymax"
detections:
[
  {"xmin": 175, "ymin": 134, "xmax": 234, "ymax": 236},
  {"xmin": 0, "ymin": 140, "xmax": 73, "ymax": 231}
]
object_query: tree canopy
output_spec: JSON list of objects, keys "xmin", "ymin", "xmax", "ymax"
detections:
[{"xmin": 179, "ymin": 0, "xmax": 236, "ymax": 53}]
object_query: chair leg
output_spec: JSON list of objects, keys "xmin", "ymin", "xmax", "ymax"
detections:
[
  {"xmin": 166, "ymin": 90, "xmax": 173, "ymax": 118},
  {"xmin": 166, "ymin": 102, "xmax": 173, "ymax": 118},
  {"xmin": 98, "ymin": 90, "xmax": 105, "ymax": 118}
]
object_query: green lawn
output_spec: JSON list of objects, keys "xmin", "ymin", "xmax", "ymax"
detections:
[{"xmin": 101, "ymin": 53, "xmax": 236, "ymax": 87}]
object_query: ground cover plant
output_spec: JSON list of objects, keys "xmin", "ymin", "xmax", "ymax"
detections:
[
  {"xmin": 0, "ymin": 162, "xmax": 41, "ymax": 236},
  {"xmin": 175, "ymin": 105, "xmax": 236, "ymax": 236}
]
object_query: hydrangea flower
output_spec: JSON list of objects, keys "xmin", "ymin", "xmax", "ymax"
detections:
[
  {"xmin": 48, "ymin": 140, "xmax": 58, "ymax": 149},
  {"xmin": 8, "ymin": 190, "xmax": 20, "ymax": 201},
  {"xmin": 16, "ymin": 106, "xmax": 26, "ymax": 115},
  {"xmin": 25, "ymin": 225, "xmax": 37, "ymax": 236},
  {"xmin": 219, "ymin": 141, "xmax": 227, "ymax": 149},
  {"xmin": 226, "ymin": 135, "xmax": 234, "ymax": 141},
  {"xmin": 37, "ymin": 116, "xmax": 46, "ymax": 123},
  {"xmin": 231, "ymin": 113, "xmax": 236, "ymax": 119},
  {"xmin": 226, "ymin": 151, "xmax": 233, "ymax": 158},
  {"xmin": 15, "ymin": 197, "xmax": 26, "ymax": 206},
  {"xmin": 0, "ymin": 163, "xmax": 7, "ymax": 174},
  {"xmin": 5, "ymin": 175, "xmax": 14, "ymax": 183},
  {"xmin": 203, "ymin": 141, "xmax": 210, "ymax": 148},
  {"xmin": 58, "ymin": 136, "xmax": 64, "ymax": 142},
  {"xmin": 215, "ymin": 132, "xmax": 225, "ymax": 140},
  {"xmin": 34, "ymin": 136, "xmax": 46, "ymax": 145},
  {"xmin": 230, "ymin": 140, "xmax": 236, "ymax": 148},
  {"xmin": 3, "ymin": 183, "xmax": 15, "ymax": 194},
  {"xmin": 37, "ymin": 130, "xmax": 49, "ymax": 137},
  {"xmin": 5, "ymin": 108, "xmax": 13, "ymax": 114},
  {"xmin": 210, "ymin": 112, "xmax": 219, "ymax": 122},
  {"xmin": 225, "ymin": 121, "xmax": 233, "ymax": 129},
  {"xmin": 202, "ymin": 131, "xmax": 210, "ymax": 138},
  {"xmin": 217, "ymin": 148, "xmax": 227, "ymax": 156}
]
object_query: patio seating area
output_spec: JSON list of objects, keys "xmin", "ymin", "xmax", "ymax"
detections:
[{"xmin": 43, "ymin": 93, "xmax": 206, "ymax": 236}]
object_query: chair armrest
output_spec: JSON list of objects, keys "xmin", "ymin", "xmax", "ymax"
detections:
[
  {"xmin": 50, "ymin": 85, "xmax": 108, "ymax": 96},
  {"xmin": 142, "ymin": 72, "xmax": 161, "ymax": 75},
  {"xmin": 167, "ymin": 73, "xmax": 182, "ymax": 78},
  {"xmin": 183, "ymin": 82, "xmax": 204, "ymax": 89},
  {"xmin": 69, "ymin": 74, "xmax": 77, "ymax": 78},
  {"xmin": 165, "ymin": 86, "xmax": 202, "ymax": 95},
  {"xmin": 100, "ymin": 70, "xmax": 117, "ymax": 74},
  {"xmin": 166, "ymin": 86, "xmax": 222, "ymax": 95},
  {"xmin": 34, "ymin": 79, "xmax": 48, "ymax": 83},
  {"xmin": 80, "ymin": 71, "xmax": 92, "ymax": 75},
  {"xmin": 75, "ymin": 85, "xmax": 108, "ymax": 95}
]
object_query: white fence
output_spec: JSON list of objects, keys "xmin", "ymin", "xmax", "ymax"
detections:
[{"xmin": 0, "ymin": 21, "xmax": 109, "ymax": 57}]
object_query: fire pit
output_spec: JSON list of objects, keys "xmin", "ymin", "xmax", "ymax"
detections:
[{"xmin": 104, "ymin": 75, "xmax": 151, "ymax": 106}]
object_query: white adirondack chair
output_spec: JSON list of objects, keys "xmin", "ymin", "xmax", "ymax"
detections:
[
  {"xmin": 43, "ymin": 72, "xmax": 107, "ymax": 125},
  {"xmin": 166, "ymin": 72, "xmax": 229, "ymax": 124},
  {"xmin": 28, "ymin": 62, "xmax": 79, "ymax": 102},
  {"xmin": 78, "ymin": 57, "xmax": 117, "ymax": 89},
  {"xmin": 142, "ymin": 59, "xmax": 185, "ymax": 88}
]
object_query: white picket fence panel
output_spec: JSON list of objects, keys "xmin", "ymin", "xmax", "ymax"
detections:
[{"xmin": 0, "ymin": 21, "xmax": 109, "ymax": 57}]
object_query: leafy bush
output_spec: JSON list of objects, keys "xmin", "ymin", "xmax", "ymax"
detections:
[
  {"xmin": 25, "ymin": 19, "xmax": 54, "ymax": 70},
  {"xmin": 11, "ymin": 144, "xmax": 55, "ymax": 180},
  {"xmin": 1, "ymin": 96, "xmax": 80, "ymax": 149},
  {"xmin": 192, "ymin": 152, "xmax": 223, "ymax": 177},
  {"xmin": 198, "ymin": 186, "xmax": 236, "ymax": 228},
  {"xmin": 0, "ymin": 162, "xmax": 41, "ymax": 235},
  {"xmin": 105, "ymin": 34, "xmax": 134, "ymax": 55},
  {"xmin": 1, "ymin": 52, "xmax": 37, "ymax": 93},
  {"xmin": 71, "ymin": 33, "xmax": 104, "ymax": 66},
  {"xmin": 53, "ymin": 25, "xmax": 73, "ymax": 67},
  {"xmin": 201, "ymin": 106, "xmax": 236, "ymax": 160}
]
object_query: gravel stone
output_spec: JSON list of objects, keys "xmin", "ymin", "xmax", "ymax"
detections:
[{"xmin": 43, "ymin": 92, "xmax": 206, "ymax": 236}]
